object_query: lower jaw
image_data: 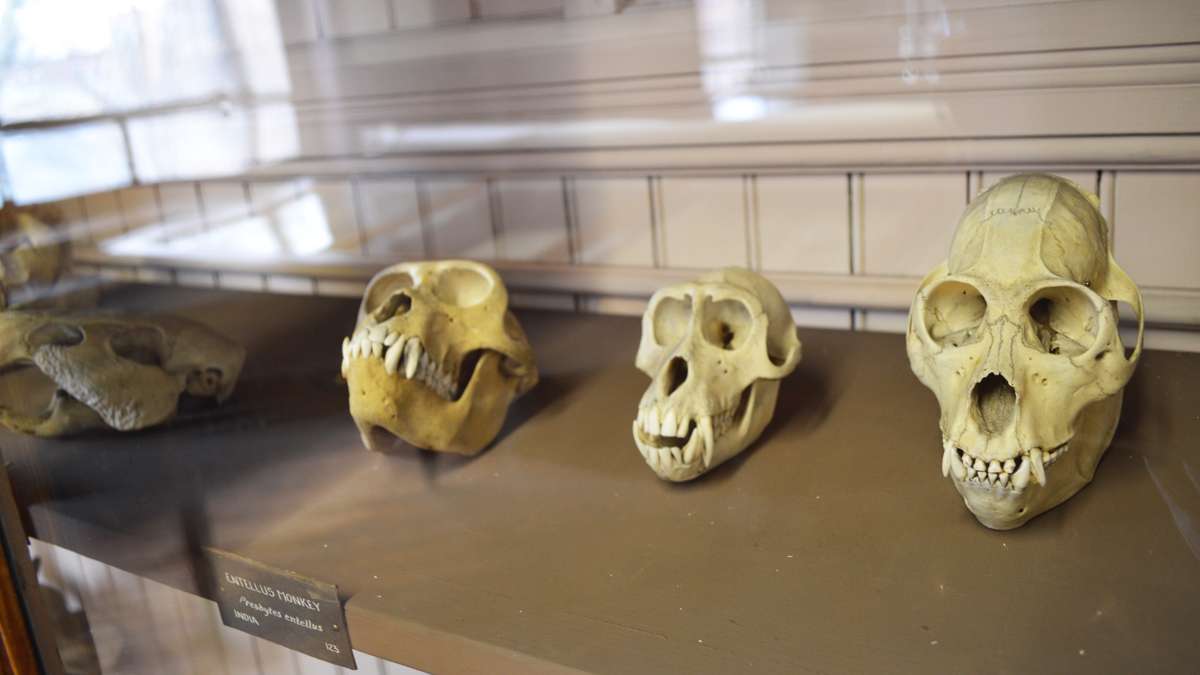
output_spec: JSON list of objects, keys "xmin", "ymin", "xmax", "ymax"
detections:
[
  {"xmin": 957, "ymin": 488, "xmax": 1040, "ymax": 530},
  {"xmin": 633, "ymin": 429, "xmax": 708, "ymax": 481}
]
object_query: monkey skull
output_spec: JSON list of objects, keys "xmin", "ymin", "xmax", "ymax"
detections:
[
  {"xmin": 907, "ymin": 174, "xmax": 1143, "ymax": 529},
  {"xmin": 633, "ymin": 267, "xmax": 801, "ymax": 481},
  {"xmin": 342, "ymin": 260, "xmax": 537, "ymax": 456}
]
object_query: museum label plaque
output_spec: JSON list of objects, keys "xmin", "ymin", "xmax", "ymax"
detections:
[{"xmin": 208, "ymin": 548, "xmax": 356, "ymax": 669}]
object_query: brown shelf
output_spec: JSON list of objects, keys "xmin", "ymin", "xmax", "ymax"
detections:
[{"xmin": 4, "ymin": 284, "xmax": 1199, "ymax": 674}]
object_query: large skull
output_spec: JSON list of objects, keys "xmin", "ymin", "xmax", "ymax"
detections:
[
  {"xmin": 342, "ymin": 260, "xmax": 537, "ymax": 456},
  {"xmin": 907, "ymin": 174, "xmax": 1143, "ymax": 529},
  {"xmin": 0, "ymin": 311, "xmax": 245, "ymax": 436},
  {"xmin": 633, "ymin": 267, "xmax": 801, "ymax": 481}
]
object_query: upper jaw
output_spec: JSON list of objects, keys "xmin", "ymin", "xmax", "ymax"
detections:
[
  {"xmin": 941, "ymin": 438, "xmax": 1070, "ymax": 492},
  {"xmin": 342, "ymin": 324, "xmax": 462, "ymax": 400}
]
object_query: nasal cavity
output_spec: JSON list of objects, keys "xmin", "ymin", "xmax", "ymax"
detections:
[
  {"xmin": 660, "ymin": 357, "xmax": 689, "ymax": 397},
  {"xmin": 972, "ymin": 373, "xmax": 1016, "ymax": 435}
]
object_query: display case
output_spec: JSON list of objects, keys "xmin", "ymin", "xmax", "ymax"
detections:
[{"xmin": 2, "ymin": 1, "xmax": 1199, "ymax": 674}]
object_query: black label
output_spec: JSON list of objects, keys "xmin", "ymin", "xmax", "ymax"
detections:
[{"xmin": 208, "ymin": 548, "xmax": 356, "ymax": 669}]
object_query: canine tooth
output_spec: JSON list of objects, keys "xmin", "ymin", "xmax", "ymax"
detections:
[
  {"xmin": 699, "ymin": 416, "xmax": 715, "ymax": 460},
  {"xmin": 988, "ymin": 460, "xmax": 1001, "ymax": 474},
  {"xmin": 1031, "ymin": 448, "xmax": 1046, "ymax": 485},
  {"xmin": 341, "ymin": 338, "xmax": 350, "ymax": 375},
  {"xmin": 963, "ymin": 453, "xmax": 974, "ymax": 467},
  {"xmin": 384, "ymin": 331, "xmax": 400, "ymax": 346},
  {"xmin": 670, "ymin": 448, "xmax": 682, "ymax": 464},
  {"xmin": 678, "ymin": 415, "xmax": 690, "ymax": 437},
  {"xmin": 942, "ymin": 441, "xmax": 954, "ymax": 478},
  {"xmin": 662, "ymin": 410, "xmax": 677, "ymax": 437},
  {"xmin": 1000, "ymin": 473, "xmax": 1010, "ymax": 486},
  {"xmin": 702, "ymin": 431, "xmax": 714, "ymax": 468},
  {"xmin": 952, "ymin": 452, "xmax": 966, "ymax": 481},
  {"xmin": 1013, "ymin": 456, "xmax": 1031, "ymax": 490},
  {"xmin": 647, "ymin": 447, "xmax": 660, "ymax": 470},
  {"xmin": 973, "ymin": 458, "xmax": 985, "ymax": 472},
  {"xmin": 1004, "ymin": 459, "xmax": 1016, "ymax": 473},
  {"xmin": 404, "ymin": 338, "xmax": 421, "ymax": 379},
  {"xmin": 647, "ymin": 408, "xmax": 661, "ymax": 436},
  {"xmin": 384, "ymin": 341, "xmax": 403, "ymax": 374}
]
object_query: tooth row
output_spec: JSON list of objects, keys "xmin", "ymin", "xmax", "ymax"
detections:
[
  {"xmin": 634, "ymin": 404, "xmax": 735, "ymax": 470},
  {"xmin": 341, "ymin": 329, "xmax": 458, "ymax": 400},
  {"xmin": 637, "ymin": 443, "xmax": 694, "ymax": 471},
  {"xmin": 944, "ymin": 443, "xmax": 1068, "ymax": 492}
]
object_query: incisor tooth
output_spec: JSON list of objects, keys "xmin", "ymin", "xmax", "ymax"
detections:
[
  {"xmin": 341, "ymin": 338, "xmax": 350, "ymax": 375},
  {"xmin": 684, "ymin": 439, "xmax": 697, "ymax": 464},
  {"xmin": 404, "ymin": 337, "xmax": 421, "ymax": 379},
  {"xmin": 662, "ymin": 409, "xmax": 677, "ymax": 437},
  {"xmin": 670, "ymin": 448, "xmax": 682, "ymax": 464},
  {"xmin": 1013, "ymin": 456, "xmax": 1032, "ymax": 490},
  {"xmin": 1031, "ymin": 449, "xmax": 1046, "ymax": 485},
  {"xmin": 647, "ymin": 408, "xmax": 661, "ymax": 436},
  {"xmin": 371, "ymin": 341, "xmax": 383, "ymax": 359},
  {"xmin": 658, "ymin": 447, "xmax": 671, "ymax": 468},
  {"xmin": 384, "ymin": 341, "xmax": 403, "ymax": 375},
  {"xmin": 384, "ymin": 331, "xmax": 400, "ymax": 346}
]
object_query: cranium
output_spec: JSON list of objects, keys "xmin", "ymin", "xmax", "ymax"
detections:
[
  {"xmin": 633, "ymin": 267, "xmax": 801, "ymax": 481},
  {"xmin": 0, "ymin": 204, "xmax": 68, "ymax": 309},
  {"xmin": 907, "ymin": 174, "xmax": 1143, "ymax": 529},
  {"xmin": 0, "ymin": 311, "xmax": 245, "ymax": 436},
  {"xmin": 342, "ymin": 260, "xmax": 537, "ymax": 456}
]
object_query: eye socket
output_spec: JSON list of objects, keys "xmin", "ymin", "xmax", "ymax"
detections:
[
  {"xmin": 365, "ymin": 272, "xmax": 414, "ymax": 318},
  {"xmin": 652, "ymin": 296, "xmax": 692, "ymax": 347},
  {"xmin": 110, "ymin": 326, "xmax": 165, "ymax": 366},
  {"xmin": 432, "ymin": 267, "xmax": 493, "ymax": 307},
  {"xmin": 922, "ymin": 280, "xmax": 987, "ymax": 348},
  {"xmin": 1028, "ymin": 286, "xmax": 1100, "ymax": 356},
  {"xmin": 700, "ymin": 298, "xmax": 753, "ymax": 350},
  {"xmin": 27, "ymin": 323, "xmax": 83, "ymax": 349}
]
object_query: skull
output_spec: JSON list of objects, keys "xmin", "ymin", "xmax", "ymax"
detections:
[
  {"xmin": 907, "ymin": 174, "xmax": 1143, "ymax": 529},
  {"xmin": 0, "ymin": 311, "xmax": 245, "ymax": 436},
  {"xmin": 633, "ymin": 267, "xmax": 801, "ymax": 481},
  {"xmin": 342, "ymin": 260, "xmax": 537, "ymax": 456},
  {"xmin": 0, "ymin": 204, "xmax": 68, "ymax": 309}
]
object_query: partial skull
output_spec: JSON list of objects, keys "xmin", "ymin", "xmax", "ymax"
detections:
[
  {"xmin": 343, "ymin": 260, "xmax": 537, "ymax": 455},
  {"xmin": 633, "ymin": 267, "xmax": 801, "ymax": 481},
  {"xmin": 0, "ymin": 204, "xmax": 69, "ymax": 309},
  {"xmin": 0, "ymin": 312, "xmax": 245, "ymax": 436},
  {"xmin": 907, "ymin": 174, "xmax": 1143, "ymax": 529}
]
